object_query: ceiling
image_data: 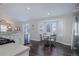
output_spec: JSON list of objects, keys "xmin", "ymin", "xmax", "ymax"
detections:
[{"xmin": 0, "ymin": 3, "xmax": 77, "ymax": 22}]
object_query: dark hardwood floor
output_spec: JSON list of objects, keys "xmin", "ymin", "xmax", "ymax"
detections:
[{"xmin": 29, "ymin": 40, "xmax": 76, "ymax": 56}]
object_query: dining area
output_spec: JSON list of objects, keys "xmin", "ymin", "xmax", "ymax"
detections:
[
  {"xmin": 39, "ymin": 20, "xmax": 57, "ymax": 48},
  {"xmin": 40, "ymin": 32, "xmax": 56, "ymax": 48}
]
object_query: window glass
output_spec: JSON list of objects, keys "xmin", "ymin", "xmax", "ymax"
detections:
[
  {"xmin": 0, "ymin": 25, "xmax": 7, "ymax": 32},
  {"xmin": 39, "ymin": 20, "xmax": 57, "ymax": 34}
]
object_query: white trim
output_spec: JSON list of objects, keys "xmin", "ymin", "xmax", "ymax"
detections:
[
  {"xmin": 31, "ymin": 39, "xmax": 40, "ymax": 41},
  {"xmin": 31, "ymin": 38, "xmax": 71, "ymax": 46},
  {"xmin": 56, "ymin": 41, "xmax": 71, "ymax": 46}
]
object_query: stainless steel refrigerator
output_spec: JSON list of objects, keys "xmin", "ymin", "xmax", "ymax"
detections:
[{"xmin": 73, "ymin": 15, "xmax": 79, "ymax": 55}]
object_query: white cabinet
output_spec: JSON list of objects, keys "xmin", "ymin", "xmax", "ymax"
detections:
[
  {"xmin": 11, "ymin": 33, "xmax": 24, "ymax": 45},
  {"xmin": 0, "ymin": 32, "xmax": 24, "ymax": 45}
]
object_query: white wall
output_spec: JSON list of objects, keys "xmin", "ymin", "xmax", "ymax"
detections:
[
  {"xmin": 56, "ymin": 16, "xmax": 74, "ymax": 46},
  {"xmin": 27, "ymin": 15, "xmax": 74, "ymax": 46},
  {"xmin": 28, "ymin": 21, "xmax": 40, "ymax": 41}
]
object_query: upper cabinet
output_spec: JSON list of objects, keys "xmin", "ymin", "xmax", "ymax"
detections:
[
  {"xmin": 73, "ymin": 4, "xmax": 79, "ymax": 14},
  {"xmin": 0, "ymin": 17, "xmax": 20, "ymax": 33}
]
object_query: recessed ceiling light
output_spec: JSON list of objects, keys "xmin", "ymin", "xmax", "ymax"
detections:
[
  {"xmin": 27, "ymin": 7, "xmax": 31, "ymax": 10},
  {"xmin": 48, "ymin": 13, "xmax": 50, "ymax": 15}
]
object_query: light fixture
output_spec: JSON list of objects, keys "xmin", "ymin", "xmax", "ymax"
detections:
[
  {"xmin": 48, "ymin": 12, "xmax": 50, "ymax": 15},
  {"xmin": 26, "ymin": 7, "xmax": 31, "ymax": 10},
  {"xmin": 8, "ymin": 26, "xmax": 11, "ymax": 29}
]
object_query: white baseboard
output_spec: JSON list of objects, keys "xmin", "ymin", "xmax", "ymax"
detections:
[
  {"xmin": 56, "ymin": 41, "xmax": 71, "ymax": 46},
  {"xmin": 31, "ymin": 39, "xmax": 40, "ymax": 41},
  {"xmin": 31, "ymin": 39, "xmax": 71, "ymax": 46}
]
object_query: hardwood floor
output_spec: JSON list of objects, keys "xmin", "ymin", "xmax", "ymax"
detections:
[{"xmin": 29, "ymin": 40, "xmax": 75, "ymax": 56}]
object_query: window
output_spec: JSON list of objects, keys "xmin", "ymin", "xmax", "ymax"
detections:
[
  {"xmin": 47, "ymin": 24, "xmax": 51, "ymax": 32},
  {"xmin": 51, "ymin": 22, "xmax": 56, "ymax": 34},
  {"xmin": 39, "ymin": 20, "xmax": 57, "ymax": 34},
  {"xmin": 0, "ymin": 25, "xmax": 7, "ymax": 32}
]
